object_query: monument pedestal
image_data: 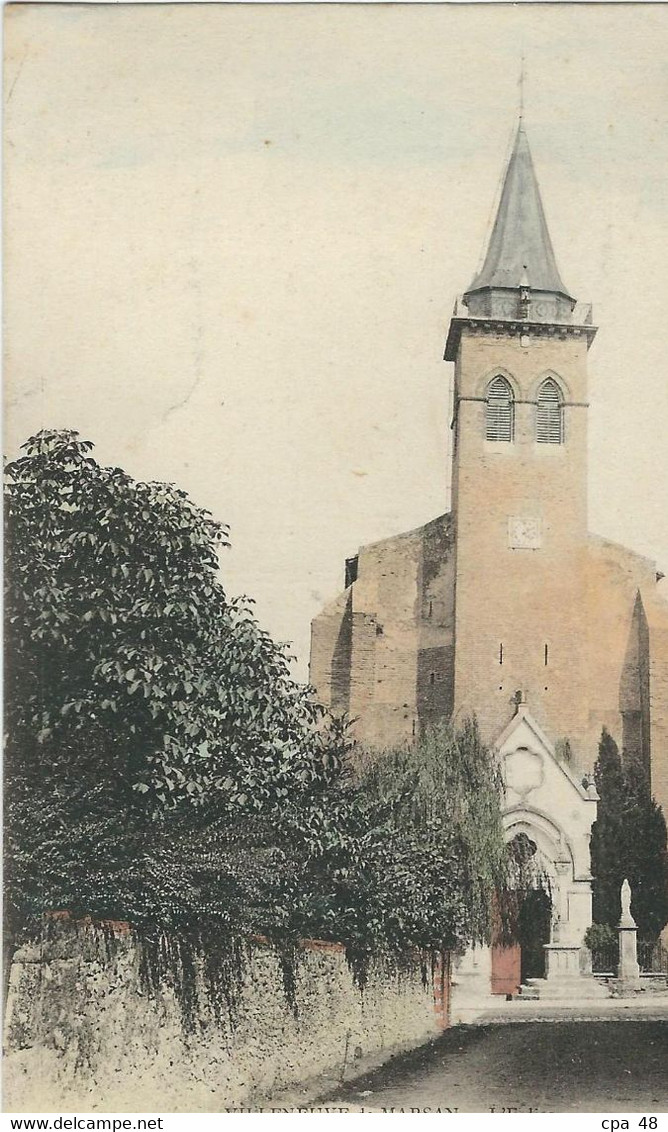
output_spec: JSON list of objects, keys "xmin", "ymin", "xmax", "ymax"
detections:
[
  {"xmin": 544, "ymin": 942, "xmax": 581, "ymax": 981},
  {"xmin": 616, "ymin": 927, "xmax": 641, "ymax": 991},
  {"xmin": 523, "ymin": 942, "xmax": 609, "ymax": 1000},
  {"xmin": 616, "ymin": 882, "xmax": 642, "ymax": 992}
]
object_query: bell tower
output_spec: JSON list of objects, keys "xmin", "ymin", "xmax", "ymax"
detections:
[{"xmin": 445, "ymin": 123, "xmax": 598, "ymax": 754}]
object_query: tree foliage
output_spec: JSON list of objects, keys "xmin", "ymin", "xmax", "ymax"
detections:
[
  {"xmin": 5, "ymin": 430, "xmax": 346, "ymax": 943},
  {"xmin": 224, "ymin": 717, "xmax": 509, "ymax": 987},
  {"xmin": 5, "ymin": 429, "xmax": 508, "ymax": 1018},
  {"xmin": 344, "ymin": 719, "xmax": 507, "ymax": 955},
  {"xmin": 590, "ymin": 728, "xmax": 668, "ymax": 939}
]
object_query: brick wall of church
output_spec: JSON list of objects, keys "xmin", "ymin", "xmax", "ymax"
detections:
[
  {"xmin": 584, "ymin": 538, "xmax": 657, "ymax": 768},
  {"xmin": 416, "ymin": 516, "xmax": 456, "ymax": 731},
  {"xmin": 309, "ymin": 588, "xmax": 352, "ymax": 714},
  {"xmin": 451, "ymin": 327, "xmax": 592, "ymax": 757},
  {"xmin": 309, "ymin": 516, "xmax": 456, "ymax": 751},
  {"xmin": 646, "ymin": 596, "xmax": 668, "ymax": 822},
  {"xmin": 309, "ymin": 336, "xmax": 668, "ymax": 819}
]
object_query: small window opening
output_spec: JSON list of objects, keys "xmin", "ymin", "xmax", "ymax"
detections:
[
  {"xmin": 345, "ymin": 555, "xmax": 359, "ymax": 587},
  {"xmin": 499, "ymin": 643, "xmax": 504, "ymax": 666},
  {"xmin": 544, "ymin": 643, "xmax": 549, "ymax": 666},
  {"xmin": 430, "ymin": 672, "xmax": 436, "ymax": 686},
  {"xmin": 536, "ymin": 378, "xmax": 563, "ymax": 444},
  {"xmin": 486, "ymin": 375, "xmax": 515, "ymax": 442},
  {"xmin": 428, "ymin": 600, "xmax": 433, "ymax": 618}
]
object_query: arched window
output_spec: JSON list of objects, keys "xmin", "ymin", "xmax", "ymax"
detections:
[
  {"xmin": 486, "ymin": 375, "xmax": 514, "ymax": 442},
  {"xmin": 536, "ymin": 378, "xmax": 563, "ymax": 444}
]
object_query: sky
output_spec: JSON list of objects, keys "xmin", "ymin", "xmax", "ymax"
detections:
[{"xmin": 5, "ymin": 2, "xmax": 668, "ymax": 680}]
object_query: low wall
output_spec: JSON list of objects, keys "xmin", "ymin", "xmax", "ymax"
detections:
[{"xmin": 4, "ymin": 922, "xmax": 447, "ymax": 1112}]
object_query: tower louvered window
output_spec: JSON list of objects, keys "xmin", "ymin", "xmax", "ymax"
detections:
[
  {"xmin": 485, "ymin": 375, "xmax": 514, "ymax": 442},
  {"xmin": 536, "ymin": 378, "xmax": 563, "ymax": 444}
]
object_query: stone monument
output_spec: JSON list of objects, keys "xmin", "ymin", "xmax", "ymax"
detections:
[{"xmin": 616, "ymin": 878, "xmax": 641, "ymax": 991}]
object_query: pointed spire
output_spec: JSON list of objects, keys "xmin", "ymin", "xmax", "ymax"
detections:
[
  {"xmin": 445, "ymin": 119, "xmax": 596, "ymax": 361},
  {"xmin": 466, "ymin": 123, "xmax": 573, "ymax": 302}
]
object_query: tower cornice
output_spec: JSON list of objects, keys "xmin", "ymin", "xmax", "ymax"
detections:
[{"xmin": 444, "ymin": 305, "xmax": 597, "ymax": 362}]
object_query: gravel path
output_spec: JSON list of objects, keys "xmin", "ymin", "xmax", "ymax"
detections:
[{"xmin": 324, "ymin": 1021, "xmax": 668, "ymax": 1113}]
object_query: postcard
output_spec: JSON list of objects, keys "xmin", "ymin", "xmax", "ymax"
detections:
[{"xmin": 4, "ymin": 2, "xmax": 668, "ymax": 1118}]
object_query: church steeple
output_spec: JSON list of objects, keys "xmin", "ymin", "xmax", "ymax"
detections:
[
  {"xmin": 466, "ymin": 123, "xmax": 573, "ymax": 303},
  {"xmin": 445, "ymin": 121, "xmax": 596, "ymax": 360}
]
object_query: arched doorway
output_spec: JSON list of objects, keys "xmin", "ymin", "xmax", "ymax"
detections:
[
  {"xmin": 518, "ymin": 888, "xmax": 552, "ymax": 982},
  {"xmin": 491, "ymin": 832, "xmax": 553, "ymax": 995}
]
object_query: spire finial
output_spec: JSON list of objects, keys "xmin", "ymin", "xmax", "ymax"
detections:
[{"xmin": 519, "ymin": 53, "xmax": 526, "ymax": 122}]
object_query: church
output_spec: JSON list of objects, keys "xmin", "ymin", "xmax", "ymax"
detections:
[{"xmin": 309, "ymin": 120, "xmax": 668, "ymax": 994}]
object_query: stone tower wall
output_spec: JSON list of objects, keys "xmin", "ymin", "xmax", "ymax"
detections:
[{"xmin": 451, "ymin": 326, "xmax": 592, "ymax": 755}]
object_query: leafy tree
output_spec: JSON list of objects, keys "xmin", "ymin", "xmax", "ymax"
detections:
[
  {"xmin": 590, "ymin": 728, "xmax": 668, "ymax": 939},
  {"xmin": 584, "ymin": 921, "xmax": 617, "ymax": 972},
  {"xmin": 4, "ymin": 430, "xmax": 346, "ymax": 969},
  {"xmin": 5, "ymin": 429, "xmax": 508, "ymax": 1020}
]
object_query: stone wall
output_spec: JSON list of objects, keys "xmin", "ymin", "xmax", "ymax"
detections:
[
  {"xmin": 646, "ymin": 593, "xmax": 668, "ymax": 825},
  {"xmin": 309, "ymin": 588, "xmax": 353, "ymax": 715},
  {"xmin": 309, "ymin": 514, "xmax": 455, "ymax": 751},
  {"xmin": 582, "ymin": 537, "xmax": 657, "ymax": 766},
  {"xmin": 4, "ymin": 923, "xmax": 445, "ymax": 1112}
]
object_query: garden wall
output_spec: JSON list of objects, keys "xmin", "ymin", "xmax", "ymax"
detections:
[{"xmin": 4, "ymin": 921, "xmax": 448, "ymax": 1112}]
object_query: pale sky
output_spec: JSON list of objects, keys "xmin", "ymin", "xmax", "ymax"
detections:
[{"xmin": 5, "ymin": 3, "xmax": 668, "ymax": 680}]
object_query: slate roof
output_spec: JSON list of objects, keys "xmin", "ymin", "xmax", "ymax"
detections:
[{"xmin": 466, "ymin": 123, "xmax": 574, "ymax": 300}]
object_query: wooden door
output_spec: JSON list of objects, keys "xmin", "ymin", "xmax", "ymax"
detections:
[{"xmin": 491, "ymin": 942, "xmax": 521, "ymax": 995}]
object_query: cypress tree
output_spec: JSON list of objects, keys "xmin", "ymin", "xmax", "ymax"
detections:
[
  {"xmin": 623, "ymin": 753, "xmax": 668, "ymax": 939},
  {"xmin": 590, "ymin": 728, "xmax": 668, "ymax": 939}
]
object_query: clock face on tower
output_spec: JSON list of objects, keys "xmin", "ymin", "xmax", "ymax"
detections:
[{"xmin": 508, "ymin": 516, "xmax": 542, "ymax": 550}]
